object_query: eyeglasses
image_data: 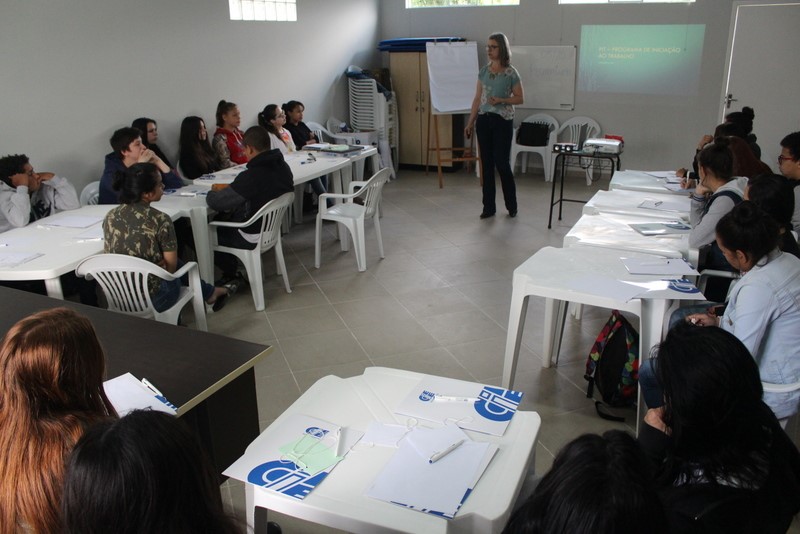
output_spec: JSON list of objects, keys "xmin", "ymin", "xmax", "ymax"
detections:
[{"xmin": 778, "ymin": 155, "xmax": 796, "ymax": 164}]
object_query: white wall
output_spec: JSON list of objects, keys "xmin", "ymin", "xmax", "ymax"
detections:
[
  {"xmin": 0, "ymin": 0, "xmax": 380, "ymax": 191},
  {"xmin": 379, "ymin": 0, "xmax": 738, "ymax": 171}
]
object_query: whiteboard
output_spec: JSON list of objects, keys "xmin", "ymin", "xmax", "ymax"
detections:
[
  {"xmin": 511, "ymin": 46, "xmax": 576, "ymax": 110},
  {"xmin": 425, "ymin": 41, "xmax": 479, "ymax": 115}
]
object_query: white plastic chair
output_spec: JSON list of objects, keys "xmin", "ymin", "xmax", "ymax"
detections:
[
  {"xmin": 76, "ymin": 254, "xmax": 207, "ymax": 331},
  {"xmin": 557, "ymin": 117, "xmax": 601, "ymax": 185},
  {"xmin": 315, "ymin": 168, "xmax": 391, "ymax": 272},
  {"xmin": 80, "ymin": 181, "xmax": 100, "ymax": 206},
  {"xmin": 306, "ymin": 121, "xmax": 334, "ymax": 143},
  {"xmin": 327, "ymin": 117, "xmax": 347, "ymax": 135},
  {"xmin": 510, "ymin": 114, "xmax": 559, "ymax": 181},
  {"xmin": 209, "ymin": 192, "xmax": 294, "ymax": 312}
]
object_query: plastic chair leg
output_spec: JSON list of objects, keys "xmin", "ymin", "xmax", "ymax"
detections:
[
  {"xmin": 374, "ymin": 216, "xmax": 384, "ymax": 259},
  {"xmin": 354, "ymin": 218, "xmax": 367, "ymax": 271},
  {"xmin": 314, "ymin": 214, "xmax": 323, "ymax": 269},
  {"xmin": 275, "ymin": 242, "xmax": 292, "ymax": 294},
  {"xmin": 245, "ymin": 251, "xmax": 265, "ymax": 312}
]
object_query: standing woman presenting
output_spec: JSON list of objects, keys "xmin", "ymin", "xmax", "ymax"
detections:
[{"xmin": 466, "ymin": 32, "xmax": 524, "ymax": 219}]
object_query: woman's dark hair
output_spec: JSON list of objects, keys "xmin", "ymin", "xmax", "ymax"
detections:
[
  {"xmin": 178, "ymin": 116, "xmax": 216, "ymax": 177},
  {"xmin": 63, "ymin": 410, "xmax": 240, "ymax": 534},
  {"xmin": 489, "ymin": 32, "xmax": 512, "ymax": 67},
  {"xmin": 112, "ymin": 163, "xmax": 160, "ymax": 204},
  {"xmin": 715, "ymin": 201, "xmax": 780, "ymax": 265},
  {"xmin": 257, "ymin": 104, "xmax": 281, "ymax": 136},
  {"xmin": 131, "ymin": 117, "xmax": 156, "ymax": 148},
  {"xmin": 725, "ymin": 106, "xmax": 755, "ymax": 135},
  {"xmin": 697, "ymin": 137, "xmax": 734, "ymax": 182},
  {"xmin": 282, "ymin": 100, "xmax": 303, "ymax": 114},
  {"xmin": 727, "ymin": 136, "xmax": 770, "ymax": 178},
  {"xmin": 215, "ymin": 100, "xmax": 237, "ymax": 128},
  {"xmin": 653, "ymin": 323, "xmax": 772, "ymax": 489},
  {"xmin": 503, "ymin": 430, "xmax": 666, "ymax": 534},
  {"xmin": 747, "ymin": 173, "xmax": 795, "ymax": 231}
]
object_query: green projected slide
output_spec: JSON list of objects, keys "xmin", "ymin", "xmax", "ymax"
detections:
[{"xmin": 578, "ymin": 25, "xmax": 705, "ymax": 96}]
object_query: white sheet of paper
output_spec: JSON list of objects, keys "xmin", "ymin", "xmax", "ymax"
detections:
[
  {"xmin": 42, "ymin": 215, "xmax": 103, "ymax": 228},
  {"xmin": 103, "ymin": 372, "xmax": 177, "ymax": 415},
  {"xmin": 638, "ymin": 199, "xmax": 689, "ymax": 212},
  {"xmin": 566, "ymin": 274, "xmax": 645, "ymax": 302},
  {"xmin": 642, "ymin": 171, "xmax": 676, "ymax": 179},
  {"xmin": 622, "ymin": 279, "xmax": 706, "ymax": 301},
  {"xmin": 621, "ymin": 257, "xmax": 699, "ymax": 276},
  {"xmin": 403, "ymin": 425, "xmax": 468, "ymax": 462},
  {"xmin": 361, "ymin": 422, "xmax": 410, "ymax": 448},
  {"xmin": 73, "ymin": 225, "xmax": 104, "ymax": 240},
  {"xmin": 365, "ymin": 439, "xmax": 496, "ymax": 518},
  {"xmin": 0, "ymin": 251, "xmax": 42, "ymax": 268},
  {"xmin": 394, "ymin": 377, "xmax": 523, "ymax": 436}
]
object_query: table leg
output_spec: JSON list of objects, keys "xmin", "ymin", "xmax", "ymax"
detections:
[
  {"xmin": 293, "ymin": 184, "xmax": 304, "ymax": 224},
  {"xmin": 369, "ymin": 153, "xmax": 381, "ymax": 177},
  {"xmin": 636, "ymin": 299, "xmax": 671, "ymax": 435},
  {"xmin": 558, "ymin": 159, "xmax": 566, "ymax": 221},
  {"xmin": 44, "ymin": 277, "xmax": 65, "ymax": 299},
  {"xmin": 502, "ymin": 289, "xmax": 529, "ymax": 389},
  {"xmin": 548, "ymin": 154, "xmax": 561, "ymax": 229},
  {"xmin": 188, "ymin": 207, "xmax": 214, "ymax": 283},
  {"xmin": 541, "ymin": 297, "xmax": 563, "ymax": 368}
]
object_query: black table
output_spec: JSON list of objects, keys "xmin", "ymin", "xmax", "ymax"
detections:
[
  {"xmin": 0, "ymin": 286, "xmax": 271, "ymax": 475},
  {"xmin": 548, "ymin": 150, "xmax": 621, "ymax": 229}
]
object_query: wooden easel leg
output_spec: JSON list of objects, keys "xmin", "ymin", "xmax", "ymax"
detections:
[
  {"xmin": 425, "ymin": 110, "xmax": 431, "ymax": 176},
  {"xmin": 434, "ymin": 115, "xmax": 444, "ymax": 188}
]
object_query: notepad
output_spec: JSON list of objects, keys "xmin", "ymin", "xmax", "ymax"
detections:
[
  {"xmin": 629, "ymin": 221, "xmax": 691, "ymax": 236},
  {"xmin": 638, "ymin": 199, "xmax": 688, "ymax": 212},
  {"xmin": 0, "ymin": 251, "xmax": 42, "ymax": 268},
  {"xmin": 621, "ymin": 257, "xmax": 699, "ymax": 276},
  {"xmin": 42, "ymin": 215, "xmax": 103, "ymax": 228},
  {"xmin": 103, "ymin": 372, "xmax": 177, "ymax": 415}
]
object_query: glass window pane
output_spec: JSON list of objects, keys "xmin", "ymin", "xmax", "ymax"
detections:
[{"xmin": 229, "ymin": 0, "xmax": 243, "ymax": 20}]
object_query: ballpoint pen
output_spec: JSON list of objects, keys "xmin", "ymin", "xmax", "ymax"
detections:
[
  {"xmin": 433, "ymin": 395, "xmax": 480, "ymax": 403},
  {"xmin": 429, "ymin": 439, "xmax": 465, "ymax": 463},
  {"xmin": 141, "ymin": 377, "xmax": 163, "ymax": 397}
]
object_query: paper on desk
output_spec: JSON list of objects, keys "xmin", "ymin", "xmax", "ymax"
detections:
[
  {"xmin": 361, "ymin": 422, "xmax": 410, "ymax": 448},
  {"xmin": 394, "ymin": 377, "xmax": 523, "ymax": 436},
  {"xmin": 621, "ymin": 257, "xmax": 699, "ymax": 276},
  {"xmin": 403, "ymin": 425, "xmax": 468, "ymax": 463},
  {"xmin": 663, "ymin": 182, "xmax": 693, "ymax": 192},
  {"xmin": 42, "ymin": 215, "xmax": 103, "ymax": 228},
  {"xmin": 642, "ymin": 171, "xmax": 676, "ymax": 179},
  {"xmin": 365, "ymin": 439, "xmax": 497, "ymax": 519},
  {"xmin": 622, "ymin": 278, "xmax": 706, "ymax": 301},
  {"xmin": 638, "ymin": 199, "xmax": 688, "ymax": 212},
  {"xmin": 164, "ymin": 185, "xmax": 209, "ymax": 197},
  {"xmin": 0, "ymin": 251, "xmax": 43, "ymax": 268},
  {"xmin": 73, "ymin": 225, "xmax": 104, "ymax": 240},
  {"xmin": 224, "ymin": 414, "xmax": 363, "ymax": 501},
  {"xmin": 565, "ymin": 274, "xmax": 645, "ymax": 302},
  {"xmin": 303, "ymin": 143, "xmax": 330, "ymax": 150},
  {"xmin": 103, "ymin": 372, "xmax": 177, "ymax": 415}
]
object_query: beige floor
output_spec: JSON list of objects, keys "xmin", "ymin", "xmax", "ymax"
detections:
[{"xmin": 207, "ymin": 166, "xmax": 799, "ymax": 533}]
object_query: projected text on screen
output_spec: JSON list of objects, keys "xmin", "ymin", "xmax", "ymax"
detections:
[{"xmin": 578, "ymin": 25, "xmax": 705, "ymax": 96}]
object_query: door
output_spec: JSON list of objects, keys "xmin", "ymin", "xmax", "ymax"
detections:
[
  {"xmin": 391, "ymin": 52, "xmax": 424, "ymax": 165},
  {"xmin": 721, "ymin": 2, "xmax": 800, "ymax": 171}
]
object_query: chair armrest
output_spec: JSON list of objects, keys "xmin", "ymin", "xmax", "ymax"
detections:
[
  {"xmin": 762, "ymin": 381, "xmax": 800, "ymax": 394},
  {"xmin": 347, "ymin": 181, "xmax": 368, "ymax": 194},
  {"xmin": 170, "ymin": 260, "xmax": 198, "ymax": 280},
  {"xmin": 209, "ymin": 219, "xmax": 247, "ymax": 228}
]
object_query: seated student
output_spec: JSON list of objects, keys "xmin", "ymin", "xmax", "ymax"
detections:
[
  {"xmin": 642, "ymin": 202, "xmax": 800, "ymax": 422},
  {"xmin": 104, "ymin": 163, "xmax": 230, "ymax": 312},
  {"xmin": 504, "ymin": 430, "xmax": 666, "ymax": 534},
  {"xmin": 178, "ymin": 116, "xmax": 222, "ymax": 180},
  {"xmin": 0, "ymin": 307, "xmax": 117, "ymax": 533},
  {"xmin": 212, "ymin": 100, "xmax": 247, "ymax": 168},
  {"xmin": 282, "ymin": 100, "xmax": 318, "ymax": 148},
  {"xmin": 727, "ymin": 136, "xmax": 771, "ymax": 179},
  {"xmin": 676, "ymin": 122, "xmax": 747, "ymax": 183},
  {"xmin": 62, "ymin": 410, "xmax": 242, "ymax": 534},
  {"xmin": 258, "ymin": 104, "xmax": 296, "ymax": 154},
  {"xmin": 0, "ymin": 153, "xmax": 79, "ymax": 233},
  {"xmin": 99, "ymin": 127, "xmax": 183, "ymax": 204},
  {"xmin": 746, "ymin": 173, "xmax": 800, "ymax": 258},
  {"xmin": 725, "ymin": 106, "xmax": 760, "ymax": 158},
  {"xmin": 641, "ymin": 324, "xmax": 800, "ymax": 533},
  {"xmin": 777, "ymin": 131, "xmax": 800, "ymax": 231},
  {"xmin": 206, "ymin": 126, "xmax": 293, "ymax": 285},
  {"xmin": 688, "ymin": 137, "xmax": 747, "ymax": 270},
  {"xmin": 131, "ymin": 117, "xmax": 176, "ymax": 171}
]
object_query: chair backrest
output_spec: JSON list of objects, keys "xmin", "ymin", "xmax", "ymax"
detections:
[
  {"xmin": 327, "ymin": 117, "xmax": 346, "ymax": 134},
  {"xmin": 558, "ymin": 116, "xmax": 601, "ymax": 146},
  {"xmin": 253, "ymin": 192, "xmax": 294, "ymax": 252},
  {"xmin": 359, "ymin": 168, "xmax": 391, "ymax": 219},
  {"xmin": 80, "ymin": 181, "xmax": 100, "ymax": 206},
  {"xmin": 521, "ymin": 113, "xmax": 559, "ymax": 132},
  {"xmin": 306, "ymin": 121, "xmax": 332, "ymax": 143},
  {"xmin": 76, "ymin": 254, "xmax": 168, "ymax": 318}
]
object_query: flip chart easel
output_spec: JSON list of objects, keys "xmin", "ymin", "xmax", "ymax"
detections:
[{"xmin": 425, "ymin": 41, "xmax": 481, "ymax": 188}]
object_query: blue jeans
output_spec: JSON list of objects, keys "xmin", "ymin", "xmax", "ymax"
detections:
[
  {"xmin": 476, "ymin": 113, "xmax": 516, "ymax": 215},
  {"xmin": 151, "ymin": 259, "xmax": 214, "ymax": 312}
]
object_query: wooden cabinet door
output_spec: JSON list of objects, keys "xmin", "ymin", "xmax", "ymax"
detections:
[{"xmin": 390, "ymin": 52, "xmax": 423, "ymax": 165}]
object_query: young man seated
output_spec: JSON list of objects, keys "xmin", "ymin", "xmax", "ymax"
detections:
[
  {"xmin": 206, "ymin": 125, "xmax": 293, "ymax": 285},
  {"xmin": 100, "ymin": 127, "xmax": 183, "ymax": 204},
  {"xmin": 0, "ymin": 153, "xmax": 79, "ymax": 233},
  {"xmin": 778, "ymin": 131, "xmax": 800, "ymax": 232}
]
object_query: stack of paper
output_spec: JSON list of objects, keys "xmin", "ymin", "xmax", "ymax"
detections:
[
  {"xmin": 394, "ymin": 376, "xmax": 523, "ymax": 436},
  {"xmin": 0, "ymin": 250, "xmax": 42, "ymax": 268},
  {"xmin": 103, "ymin": 372, "xmax": 177, "ymax": 415},
  {"xmin": 224, "ymin": 414, "xmax": 362, "ymax": 501}
]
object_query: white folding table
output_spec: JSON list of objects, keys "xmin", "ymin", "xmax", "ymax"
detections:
[
  {"xmin": 243, "ymin": 367, "xmax": 541, "ymax": 534},
  {"xmin": 609, "ymin": 169, "xmax": 691, "ymax": 196},
  {"xmin": 583, "ymin": 189, "xmax": 691, "ymax": 221}
]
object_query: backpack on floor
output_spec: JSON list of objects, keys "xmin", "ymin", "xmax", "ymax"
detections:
[{"xmin": 584, "ymin": 310, "xmax": 639, "ymax": 422}]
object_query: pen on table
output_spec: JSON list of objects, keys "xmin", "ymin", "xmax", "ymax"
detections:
[
  {"xmin": 654, "ymin": 201, "xmax": 663, "ymax": 206},
  {"xmin": 141, "ymin": 377, "xmax": 163, "ymax": 397},
  {"xmin": 429, "ymin": 439, "xmax": 465, "ymax": 463},
  {"xmin": 638, "ymin": 260, "xmax": 672, "ymax": 266},
  {"xmin": 433, "ymin": 395, "xmax": 480, "ymax": 403},
  {"xmin": 335, "ymin": 427, "xmax": 346, "ymax": 457}
]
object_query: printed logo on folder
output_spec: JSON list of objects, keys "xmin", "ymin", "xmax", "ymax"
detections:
[
  {"xmin": 247, "ymin": 460, "xmax": 329, "ymax": 500},
  {"xmin": 396, "ymin": 377, "xmax": 523, "ymax": 436}
]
